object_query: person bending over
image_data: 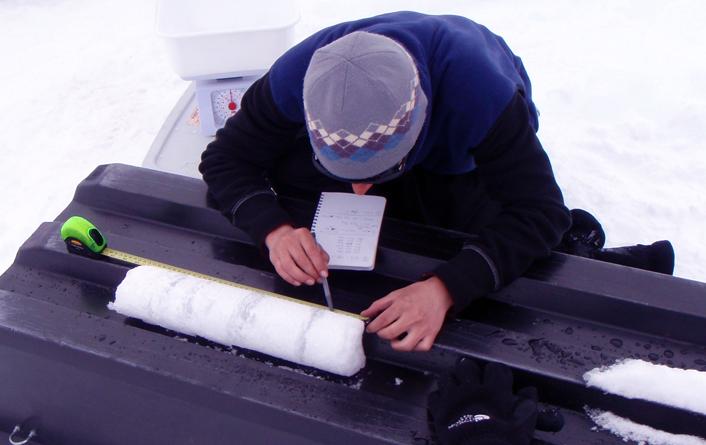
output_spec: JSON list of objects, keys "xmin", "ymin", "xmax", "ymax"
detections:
[{"xmin": 200, "ymin": 12, "xmax": 571, "ymax": 351}]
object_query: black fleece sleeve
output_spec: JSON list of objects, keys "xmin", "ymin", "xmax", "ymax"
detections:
[
  {"xmin": 199, "ymin": 73, "xmax": 300, "ymax": 246},
  {"xmin": 433, "ymin": 93, "xmax": 571, "ymax": 312}
]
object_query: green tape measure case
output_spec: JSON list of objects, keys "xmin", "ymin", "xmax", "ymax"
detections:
[{"xmin": 60, "ymin": 216, "xmax": 107, "ymax": 257}]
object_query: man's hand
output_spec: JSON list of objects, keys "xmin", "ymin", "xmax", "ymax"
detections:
[
  {"xmin": 361, "ymin": 276, "xmax": 453, "ymax": 352},
  {"xmin": 265, "ymin": 224, "xmax": 329, "ymax": 286}
]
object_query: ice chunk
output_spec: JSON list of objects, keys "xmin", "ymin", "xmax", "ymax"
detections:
[
  {"xmin": 584, "ymin": 359, "xmax": 706, "ymax": 415},
  {"xmin": 588, "ymin": 409, "xmax": 706, "ymax": 445},
  {"xmin": 110, "ymin": 265, "xmax": 366, "ymax": 376}
]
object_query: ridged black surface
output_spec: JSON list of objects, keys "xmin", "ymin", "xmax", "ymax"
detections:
[{"xmin": 1, "ymin": 164, "xmax": 704, "ymax": 444}]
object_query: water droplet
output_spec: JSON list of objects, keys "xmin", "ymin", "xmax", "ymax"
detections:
[
  {"xmin": 648, "ymin": 353, "xmax": 659, "ymax": 361},
  {"xmin": 563, "ymin": 327, "xmax": 574, "ymax": 335},
  {"xmin": 502, "ymin": 338, "xmax": 518, "ymax": 346},
  {"xmin": 97, "ymin": 334, "xmax": 106, "ymax": 342},
  {"xmin": 591, "ymin": 345, "xmax": 602, "ymax": 351},
  {"xmin": 610, "ymin": 339, "xmax": 623, "ymax": 348},
  {"xmin": 643, "ymin": 343, "xmax": 652, "ymax": 350},
  {"xmin": 663, "ymin": 350, "xmax": 674, "ymax": 358}
]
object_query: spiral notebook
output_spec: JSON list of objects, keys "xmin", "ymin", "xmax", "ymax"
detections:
[{"xmin": 311, "ymin": 192, "xmax": 387, "ymax": 271}]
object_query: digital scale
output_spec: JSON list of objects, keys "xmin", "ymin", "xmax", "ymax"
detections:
[{"xmin": 143, "ymin": 0, "xmax": 300, "ymax": 176}]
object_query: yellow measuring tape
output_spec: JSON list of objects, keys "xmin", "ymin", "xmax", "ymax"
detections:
[{"xmin": 103, "ymin": 247, "xmax": 365, "ymax": 320}]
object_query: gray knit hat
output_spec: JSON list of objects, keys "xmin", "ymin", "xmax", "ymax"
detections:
[{"xmin": 303, "ymin": 31, "xmax": 427, "ymax": 181}]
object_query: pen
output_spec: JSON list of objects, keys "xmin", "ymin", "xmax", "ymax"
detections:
[{"xmin": 322, "ymin": 275, "xmax": 334, "ymax": 311}]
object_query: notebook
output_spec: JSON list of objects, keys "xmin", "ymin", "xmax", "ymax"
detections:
[{"xmin": 311, "ymin": 192, "xmax": 387, "ymax": 271}]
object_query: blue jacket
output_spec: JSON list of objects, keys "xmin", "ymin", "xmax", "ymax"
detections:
[
  {"xmin": 270, "ymin": 11, "xmax": 539, "ymax": 174},
  {"xmin": 200, "ymin": 12, "xmax": 570, "ymax": 312}
]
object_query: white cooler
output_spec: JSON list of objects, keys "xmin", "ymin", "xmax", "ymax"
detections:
[{"xmin": 156, "ymin": 0, "xmax": 300, "ymax": 80}]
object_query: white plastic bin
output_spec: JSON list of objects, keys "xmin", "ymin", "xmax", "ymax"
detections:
[{"xmin": 156, "ymin": 0, "xmax": 300, "ymax": 80}]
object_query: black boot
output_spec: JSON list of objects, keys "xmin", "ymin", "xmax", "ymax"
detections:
[
  {"xmin": 591, "ymin": 240, "xmax": 675, "ymax": 275},
  {"xmin": 557, "ymin": 209, "xmax": 675, "ymax": 276}
]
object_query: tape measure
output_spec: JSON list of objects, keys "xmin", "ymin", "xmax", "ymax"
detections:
[{"xmin": 60, "ymin": 216, "xmax": 364, "ymax": 320}]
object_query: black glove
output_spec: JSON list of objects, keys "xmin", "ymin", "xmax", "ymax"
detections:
[
  {"xmin": 557, "ymin": 208, "xmax": 606, "ymax": 257},
  {"xmin": 428, "ymin": 359, "xmax": 539, "ymax": 445}
]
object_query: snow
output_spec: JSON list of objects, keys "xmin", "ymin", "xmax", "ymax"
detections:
[
  {"xmin": 584, "ymin": 359, "xmax": 706, "ymax": 415},
  {"xmin": 0, "ymin": 1, "xmax": 704, "ymax": 282},
  {"xmin": 111, "ymin": 265, "xmax": 366, "ymax": 376},
  {"xmin": 588, "ymin": 409, "xmax": 706, "ymax": 445}
]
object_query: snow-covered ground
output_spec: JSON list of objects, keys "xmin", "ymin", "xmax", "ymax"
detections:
[{"xmin": 1, "ymin": 0, "xmax": 704, "ymax": 282}]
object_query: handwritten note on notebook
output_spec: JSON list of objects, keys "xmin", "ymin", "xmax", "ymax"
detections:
[{"xmin": 311, "ymin": 192, "xmax": 387, "ymax": 270}]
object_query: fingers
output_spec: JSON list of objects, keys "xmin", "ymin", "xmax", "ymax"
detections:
[
  {"xmin": 414, "ymin": 336, "xmax": 435, "ymax": 352},
  {"xmin": 271, "ymin": 259, "xmax": 302, "ymax": 286},
  {"xmin": 287, "ymin": 242, "xmax": 320, "ymax": 285},
  {"xmin": 363, "ymin": 279, "xmax": 452, "ymax": 352},
  {"xmin": 364, "ymin": 305, "xmax": 398, "ymax": 334},
  {"xmin": 365, "ymin": 298, "xmax": 428, "ymax": 352},
  {"xmin": 391, "ymin": 330, "xmax": 424, "ymax": 351},
  {"xmin": 300, "ymin": 234, "xmax": 329, "ymax": 278},
  {"xmin": 391, "ymin": 330, "xmax": 438, "ymax": 351},
  {"xmin": 266, "ymin": 226, "xmax": 328, "ymax": 286},
  {"xmin": 376, "ymin": 317, "xmax": 408, "ymax": 341},
  {"xmin": 360, "ymin": 293, "xmax": 396, "ymax": 321},
  {"xmin": 280, "ymin": 252, "xmax": 317, "ymax": 285}
]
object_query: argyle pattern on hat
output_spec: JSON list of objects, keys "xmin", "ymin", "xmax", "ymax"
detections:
[{"xmin": 307, "ymin": 77, "xmax": 422, "ymax": 162}]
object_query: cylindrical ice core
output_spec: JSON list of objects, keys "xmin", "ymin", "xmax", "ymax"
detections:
[{"xmin": 109, "ymin": 265, "xmax": 366, "ymax": 376}]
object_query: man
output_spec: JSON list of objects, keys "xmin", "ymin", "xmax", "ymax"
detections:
[{"xmin": 199, "ymin": 12, "xmax": 571, "ymax": 352}]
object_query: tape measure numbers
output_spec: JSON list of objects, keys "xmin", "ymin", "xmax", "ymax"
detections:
[{"xmin": 60, "ymin": 216, "xmax": 364, "ymax": 320}]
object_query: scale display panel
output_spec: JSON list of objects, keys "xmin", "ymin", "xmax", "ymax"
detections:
[{"xmin": 195, "ymin": 76, "xmax": 260, "ymax": 136}]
